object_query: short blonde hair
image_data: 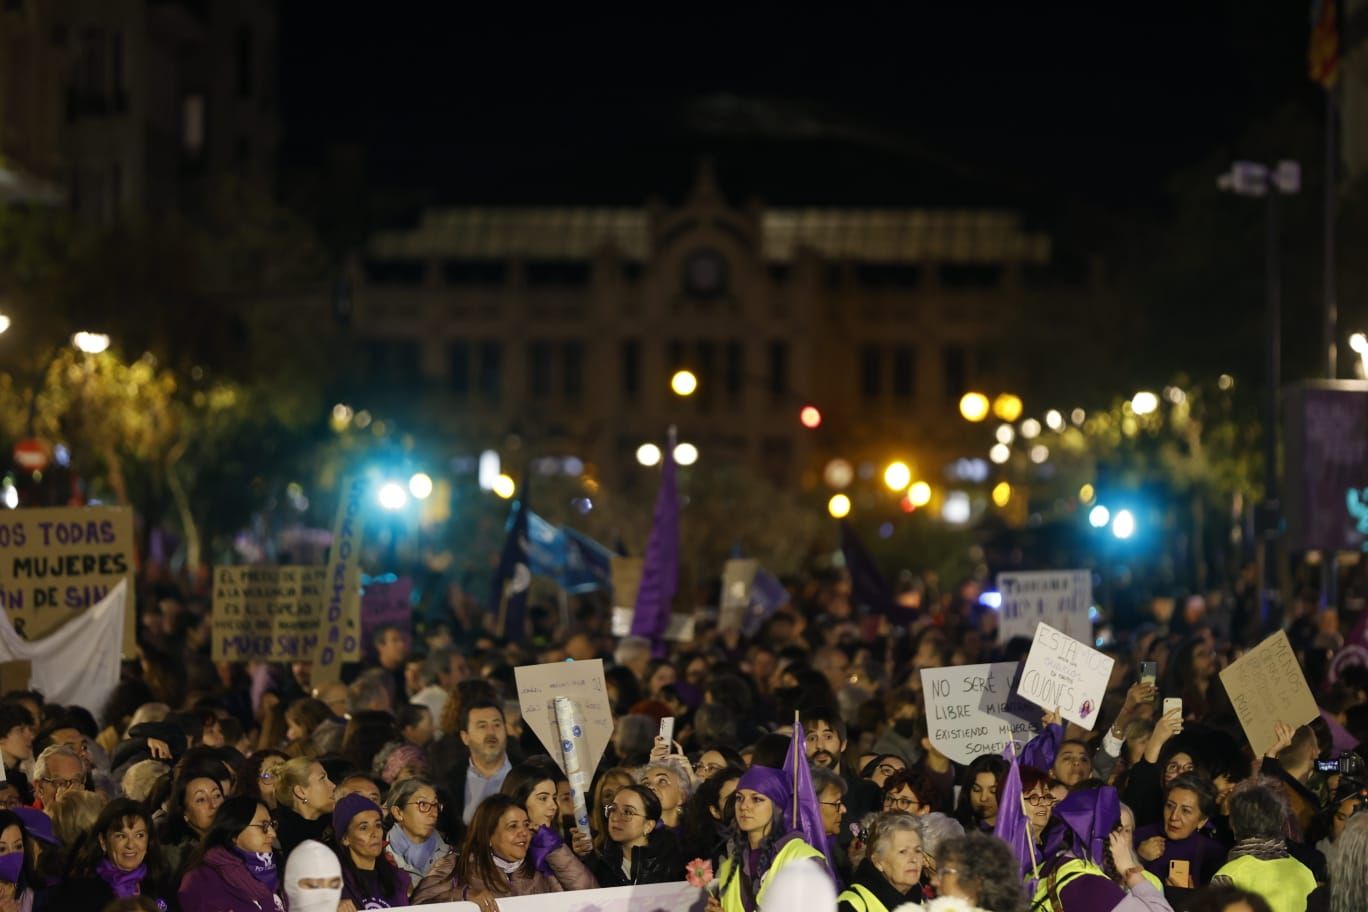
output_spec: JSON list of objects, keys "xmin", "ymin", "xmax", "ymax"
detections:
[
  {"xmin": 120, "ymin": 760, "xmax": 169, "ymax": 803},
  {"xmin": 274, "ymin": 757, "xmax": 318, "ymax": 811},
  {"xmin": 52, "ymin": 790, "xmax": 108, "ymax": 847}
]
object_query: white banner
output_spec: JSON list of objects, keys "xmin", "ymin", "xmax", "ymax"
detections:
[
  {"xmin": 921, "ymin": 662, "xmax": 1042, "ymax": 764},
  {"xmin": 1017, "ymin": 622, "xmax": 1114, "ymax": 730},
  {"xmin": 0, "ymin": 578, "xmax": 125, "ymax": 713},
  {"xmin": 387, "ymin": 881, "xmax": 706, "ymax": 912},
  {"xmin": 997, "ymin": 570, "xmax": 1092, "ymax": 644}
]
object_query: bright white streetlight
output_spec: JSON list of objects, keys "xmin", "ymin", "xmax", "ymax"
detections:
[
  {"xmin": 670, "ymin": 370, "xmax": 698, "ymax": 397},
  {"xmin": 1071, "ymin": 408, "xmax": 1086, "ymax": 426},
  {"xmin": 377, "ymin": 482, "xmax": 408, "ymax": 511},
  {"xmin": 636, "ymin": 443, "xmax": 662, "ymax": 467},
  {"xmin": 1089, "ymin": 505, "xmax": 1111, "ymax": 528},
  {"xmin": 1131, "ymin": 391, "xmax": 1159, "ymax": 415},
  {"xmin": 72, "ymin": 331, "xmax": 110, "ymax": 354},
  {"xmin": 1112, "ymin": 509, "xmax": 1136, "ymax": 539},
  {"xmin": 1045, "ymin": 409, "xmax": 1064, "ymax": 431},
  {"xmin": 883, "ymin": 461, "xmax": 912, "ymax": 491},
  {"xmin": 0, "ymin": 314, "xmax": 10, "ymax": 335},
  {"xmin": 673, "ymin": 442, "xmax": 699, "ymax": 466},
  {"xmin": 1350, "ymin": 333, "xmax": 1368, "ymax": 354},
  {"xmin": 942, "ymin": 491, "xmax": 972, "ymax": 524},
  {"xmin": 1020, "ymin": 419, "xmax": 1041, "ymax": 439},
  {"xmin": 408, "ymin": 472, "xmax": 433, "ymax": 500}
]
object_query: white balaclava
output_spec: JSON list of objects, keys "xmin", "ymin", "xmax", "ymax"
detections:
[{"xmin": 284, "ymin": 839, "xmax": 343, "ymax": 912}]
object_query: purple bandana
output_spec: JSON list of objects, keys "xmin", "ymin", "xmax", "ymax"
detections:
[{"xmin": 234, "ymin": 847, "xmax": 280, "ymax": 893}]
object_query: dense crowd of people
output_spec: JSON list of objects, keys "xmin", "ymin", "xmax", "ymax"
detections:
[{"xmin": 0, "ymin": 570, "xmax": 1362, "ymax": 912}]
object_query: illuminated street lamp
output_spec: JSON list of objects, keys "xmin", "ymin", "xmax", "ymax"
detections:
[
  {"xmin": 636, "ymin": 443, "xmax": 662, "ymax": 467},
  {"xmin": 828, "ymin": 493, "xmax": 851, "ymax": 519},
  {"xmin": 670, "ymin": 370, "xmax": 698, "ymax": 397},
  {"xmin": 408, "ymin": 472, "xmax": 433, "ymax": 500},
  {"xmin": 0, "ymin": 314, "xmax": 9, "ymax": 335},
  {"xmin": 883, "ymin": 461, "xmax": 911, "ymax": 491},
  {"xmin": 492, "ymin": 474, "xmax": 516, "ymax": 499},
  {"xmin": 907, "ymin": 481, "xmax": 932, "ymax": 507},
  {"xmin": 1130, "ymin": 391, "xmax": 1159, "ymax": 415},
  {"xmin": 959, "ymin": 392, "xmax": 990, "ymax": 422},
  {"xmin": 72, "ymin": 331, "xmax": 110, "ymax": 354},
  {"xmin": 799, "ymin": 405, "xmax": 823, "ymax": 429},
  {"xmin": 1351, "ymin": 332, "xmax": 1368, "ymax": 377},
  {"xmin": 673, "ymin": 442, "xmax": 699, "ymax": 466},
  {"xmin": 377, "ymin": 481, "xmax": 408, "ymax": 511},
  {"xmin": 991, "ymin": 481, "xmax": 1012, "ymax": 507}
]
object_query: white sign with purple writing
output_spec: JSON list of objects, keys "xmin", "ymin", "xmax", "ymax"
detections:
[{"xmin": 1017, "ymin": 622, "xmax": 1114, "ymax": 730}]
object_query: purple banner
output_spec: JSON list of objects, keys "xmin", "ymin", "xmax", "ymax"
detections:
[{"xmin": 362, "ymin": 577, "xmax": 413, "ymax": 662}]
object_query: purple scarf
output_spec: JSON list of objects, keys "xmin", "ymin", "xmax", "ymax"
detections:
[
  {"xmin": 96, "ymin": 858, "xmax": 147, "ymax": 898},
  {"xmin": 233, "ymin": 847, "xmax": 280, "ymax": 893}
]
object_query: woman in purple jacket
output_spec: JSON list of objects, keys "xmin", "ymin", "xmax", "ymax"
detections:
[{"xmin": 177, "ymin": 796, "xmax": 285, "ymax": 912}]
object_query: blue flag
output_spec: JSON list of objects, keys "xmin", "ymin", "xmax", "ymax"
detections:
[
  {"xmin": 492, "ymin": 498, "xmax": 531, "ymax": 641},
  {"xmin": 525, "ymin": 511, "xmax": 614, "ymax": 595}
]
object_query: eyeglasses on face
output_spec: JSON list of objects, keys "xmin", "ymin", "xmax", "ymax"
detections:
[
  {"xmin": 604, "ymin": 804, "xmax": 642, "ymax": 819},
  {"xmin": 246, "ymin": 820, "xmax": 278, "ymax": 834},
  {"xmin": 875, "ymin": 764, "xmax": 902, "ymax": 777},
  {"xmin": 1023, "ymin": 793, "xmax": 1057, "ymax": 807},
  {"xmin": 819, "ymin": 799, "xmax": 846, "ymax": 811},
  {"xmin": 408, "ymin": 799, "xmax": 443, "ymax": 814},
  {"xmin": 40, "ymin": 777, "xmax": 82, "ymax": 790},
  {"xmin": 884, "ymin": 796, "xmax": 920, "ymax": 811}
]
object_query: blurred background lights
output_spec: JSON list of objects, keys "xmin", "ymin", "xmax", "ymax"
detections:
[
  {"xmin": 1045, "ymin": 409, "xmax": 1064, "ymax": 431},
  {"xmin": 941, "ymin": 491, "xmax": 972, "ymax": 524},
  {"xmin": 883, "ymin": 461, "xmax": 912, "ymax": 491},
  {"xmin": 478, "ymin": 449, "xmax": 501, "ymax": 489},
  {"xmin": 71, "ymin": 331, "xmax": 110, "ymax": 354},
  {"xmin": 1089, "ymin": 504, "xmax": 1111, "ymax": 528},
  {"xmin": 492, "ymin": 474, "xmax": 516, "ymax": 499},
  {"xmin": 989, "ymin": 444, "xmax": 1011, "ymax": 464},
  {"xmin": 959, "ymin": 392, "xmax": 990, "ymax": 422},
  {"xmin": 799, "ymin": 405, "xmax": 823, "ymax": 428},
  {"xmin": 1071, "ymin": 408, "xmax": 1087, "ymax": 426},
  {"xmin": 991, "ymin": 481, "xmax": 1012, "ymax": 507},
  {"xmin": 673, "ymin": 442, "xmax": 699, "ymax": 465},
  {"xmin": 408, "ymin": 472, "xmax": 433, "ymax": 499},
  {"xmin": 995, "ymin": 424, "xmax": 1015, "ymax": 444},
  {"xmin": 1020, "ymin": 418, "xmax": 1041, "ymax": 439},
  {"xmin": 1029, "ymin": 444, "xmax": 1050, "ymax": 464},
  {"xmin": 670, "ymin": 370, "xmax": 698, "ymax": 396},
  {"xmin": 1131, "ymin": 391, "xmax": 1159, "ymax": 415},
  {"xmin": 1079, "ymin": 483, "xmax": 1095, "ymax": 503},
  {"xmin": 992, "ymin": 393, "xmax": 1023, "ymax": 422},
  {"xmin": 636, "ymin": 443, "xmax": 662, "ymax": 466},
  {"xmin": 377, "ymin": 481, "xmax": 408, "ymax": 511},
  {"xmin": 828, "ymin": 493, "xmax": 851, "ymax": 518},
  {"xmin": 823, "ymin": 458, "xmax": 854, "ymax": 488},
  {"xmin": 908, "ymin": 481, "xmax": 932, "ymax": 507},
  {"xmin": 1112, "ymin": 508, "xmax": 1136, "ymax": 539}
]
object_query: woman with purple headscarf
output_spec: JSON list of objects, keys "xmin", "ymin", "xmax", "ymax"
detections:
[
  {"xmin": 708, "ymin": 765, "xmax": 831, "ymax": 912},
  {"xmin": 1032, "ymin": 785, "xmax": 1173, "ymax": 912}
]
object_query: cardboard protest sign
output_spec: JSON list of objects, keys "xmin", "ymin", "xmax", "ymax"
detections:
[
  {"xmin": 515, "ymin": 659, "xmax": 613, "ymax": 776},
  {"xmin": 997, "ymin": 570, "xmax": 1092, "ymax": 644},
  {"xmin": 610, "ymin": 557, "xmax": 695, "ymax": 640},
  {"xmin": 361, "ymin": 576, "xmax": 413, "ymax": 662},
  {"xmin": 1220, "ymin": 630, "xmax": 1320, "ymax": 758},
  {"xmin": 719, "ymin": 559, "xmax": 758, "ymax": 632},
  {"xmin": 1017, "ymin": 622, "xmax": 1114, "ymax": 730},
  {"xmin": 921, "ymin": 662, "xmax": 1042, "ymax": 764},
  {"xmin": 213, "ymin": 566, "xmax": 323, "ymax": 661},
  {"xmin": 312, "ymin": 476, "xmax": 366, "ymax": 683},
  {"xmin": 0, "ymin": 506, "xmax": 136, "ymax": 651}
]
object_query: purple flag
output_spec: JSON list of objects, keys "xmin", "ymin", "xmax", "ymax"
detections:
[
  {"xmin": 630, "ymin": 430, "xmax": 679, "ymax": 653},
  {"xmin": 785, "ymin": 720, "xmax": 834, "ymax": 874},
  {"xmin": 993, "ymin": 755, "xmax": 1037, "ymax": 882}
]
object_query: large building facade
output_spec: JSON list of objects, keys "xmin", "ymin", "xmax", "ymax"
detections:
[
  {"xmin": 351, "ymin": 167, "xmax": 1107, "ymax": 506},
  {"xmin": 0, "ymin": 0, "xmax": 277, "ymax": 215}
]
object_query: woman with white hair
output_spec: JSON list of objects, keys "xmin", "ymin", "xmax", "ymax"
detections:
[
  {"xmin": 638, "ymin": 757, "xmax": 693, "ymax": 832},
  {"xmin": 839, "ymin": 813, "xmax": 926, "ymax": 912}
]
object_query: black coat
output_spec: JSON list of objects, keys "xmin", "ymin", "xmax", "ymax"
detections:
[
  {"xmin": 277, "ymin": 804, "xmax": 330, "ymax": 857},
  {"xmin": 590, "ymin": 827, "xmax": 686, "ymax": 888}
]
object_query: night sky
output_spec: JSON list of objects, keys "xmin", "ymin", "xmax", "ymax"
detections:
[{"xmin": 280, "ymin": 3, "xmax": 1312, "ymax": 212}]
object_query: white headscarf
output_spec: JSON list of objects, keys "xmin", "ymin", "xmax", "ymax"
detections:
[
  {"xmin": 284, "ymin": 839, "xmax": 343, "ymax": 912},
  {"xmin": 759, "ymin": 856, "xmax": 835, "ymax": 912}
]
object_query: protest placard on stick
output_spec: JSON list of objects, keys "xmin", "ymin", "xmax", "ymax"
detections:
[
  {"xmin": 1017, "ymin": 622, "xmax": 1114, "ymax": 730},
  {"xmin": 1220, "ymin": 630, "xmax": 1320, "ymax": 758}
]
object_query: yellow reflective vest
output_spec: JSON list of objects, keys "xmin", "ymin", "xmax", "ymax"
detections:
[
  {"xmin": 836, "ymin": 883, "xmax": 889, "ymax": 912},
  {"xmin": 1032, "ymin": 857, "xmax": 1163, "ymax": 911},
  {"xmin": 718, "ymin": 837, "xmax": 826, "ymax": 912},
  {"xmin": 1213, "ymin": 855, "xmax": 1316, "ymax": 912}
]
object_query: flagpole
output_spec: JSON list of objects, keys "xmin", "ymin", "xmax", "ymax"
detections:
[{"xmin": 792, "ymin": 710, "xmax": 800, "ymax": 828}]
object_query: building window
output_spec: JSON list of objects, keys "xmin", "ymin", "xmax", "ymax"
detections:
[
  {"xmin": 724, "ymin": 340, "xmax": 743, "ymax": 405},
  {"xmin": 695, "ymin": 341, "xmax": 716, "ymax": 408},
  {"xmin": 448, "ymin": 341, "xmax": 470, "ymax": 397},
  {"xmin": 443, "ymin": 259, "xmax": 507, "ymax": 285},
  {"xmin": 892, "ymin": 345, "xmax": 915, "ymax": 399},
  {"xmin": 768, "ymin": 340, "xmax": 789, "ymax": 398},
  {"xmin": 529, "ymin": 340, "xmax": 553, "ymax": 399},
  {"xmin": 526, "ymin": 260, "xmax": 590, "ymax": 287},
  {"xmin": 860, "ymin": 344, "xmax": 882, "ymax": 399},
  {"xmin": 621, "ymin": 339, "xmax": 641, "ymax": 400},
  {"xmin": 478, "ymin": 341, "xmax": 502, "ymax": 400},
  {"xmin": 236, "ymin": 26, "xmax": 253, "ymax": 98},
  {"xmin": 943, "ymin": 345, "xmax": 967, "ymax": 401},
  {"xmin": 563, "ymin": 340, "xmax": 584, "ymax": 400}
]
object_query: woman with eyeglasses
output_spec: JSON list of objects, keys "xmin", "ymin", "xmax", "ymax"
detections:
[
  {"xmin": 1019, "ymin": 765, "xmax": 1060, "ymax": 846},
  {"xmin": 881, "ymin": 769, "xmax": 934, "ymax": 817},
  {"xmin": 232, "ymin": 749, "xmax": 287, "ymax": 811},
  {"xmin": 177, "ymin": 795, "xmax": 285, "ymax": 912},
  {"xmin": 860, "ymin": 755, "xmax": 906, "ymax": 791},
  {"xmin": 589, "ymin": 768, "xmax": 636, "ymax": 856},
  {"xmin": 693, "ymin": 746, "xmax": 746, "ymax": 782},
  {"xmin": 382, "ymin": 778, "xmax": 452, "ymax": 889},
  {"xmin": 589, "ymin": 783, "xmax": 684, "ymax": 887},
  {"xmin": 838, "ymin": 813, "xmax": 925, "ymax": 912}
]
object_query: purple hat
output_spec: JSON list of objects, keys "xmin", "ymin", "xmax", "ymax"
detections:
[
  {"xmin": 333, "ymin": 793, "xmax": 382, "ymax": 839},
  {"xmin": 736, "ymin": 765, "xmax": 792, "ymax": 829},
  {"xmin": 13, "ymin": 807, "xmax": 58, "ymax": 847},
  {"xmin": 1042, "ymin": 785, "xmax": 1120, "ymax": 867}
]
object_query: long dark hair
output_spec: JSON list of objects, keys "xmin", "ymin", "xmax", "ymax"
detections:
[
  {"xmin": 181, "ymin": 796, "xmax": 274, "ymax": 874},
  {"xmin": 71, "ymin": 799, "xmax": 170, "ymax": 895},
  {"xmin": 501, "ymin": 758, "xmax": 567, "ymax": 834},
  {"xmin": 603, "ymin": 784, "xmax": 662, "ymax": 854},
  {"xmin": 159, "ymin": 763, "xmax": 226, "ymax": 847},
  {"xmin": 683, "ymin": 766, "xmax": 743, "ymax": 863},
  {"xmin": 334, "ymin": 801, "xmax": 401, "ymax": 901},
  {"xmin": 954, "ymin": 754, "xmax": 1007, "ymax": 830},
  {"xmin": 456, "ymin": 795, "xmax": 529, "ymax": 896},
  {"xmin": 0, "ymin": 810, "xmax": 33, "ymax": 898}
]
